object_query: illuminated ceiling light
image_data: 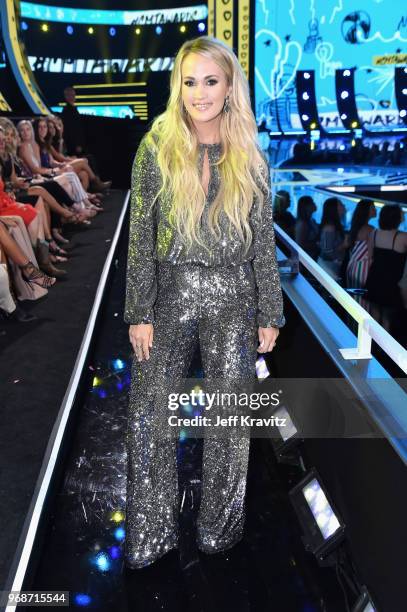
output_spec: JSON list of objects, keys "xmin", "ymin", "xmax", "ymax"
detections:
[
  {"xmin": 155, "ymin": 25, "xmax": 162, "ymax": 35},
  {"xmin": 402, "ymin": 88, "xmax": 407, "ymax": 95},
  {"xmin": 310, "ymin": 121, "xmax": 317, "ymax": 129},
  {"xmin": 400, "ymin": 109, "xmax": 407, "ymax": 117},
  {"xmin": 302, "ymin": 92, "xmax": 310, "ymax": 100},
  {"xmin": 88, "ymin": 26, "xmax": 94, "ymax": 34},
  {"xmin": 135, "ymin": 27, "xmax": 141, "ymax": 35},
  {"xmin": 21, "ymin": 21, "xmax": 28, "ymax": 31},
  {"xmin": 109, "ymin": 27, "xmax": 116, "ymax": 36},
  {"xmin": 302, "ymin": 114, "xmax": 309, "ymax": 121},
  {"xmin": 351, "ymin": 121, "xmax": 358, "ymax": 128},
  {"xmin": 41, "ymin": 23, "xmax": 49, "ymax": 32},
  {"xmin": 341, "ymin": 90, "xmax": 349, "ymax": 99},
  {"xmin": 66, "ymin": 25, "xmax": 73, "ymax": 35},
  {"xmin": 289, "ymin": 469, "xmax": 345, "ymax": 564},
  {"xmin": 180, "ymin": 24, "xmax": 187, "ymax": 33},
  {"xmin": 303, "ymin": 72, "xmax": 311, "ymax": 79},
  {"xmin": 343, "ymin": 69, "xmax": 351, "ymax": 76},
  {"xmin": 198, "ymin": 22, "xmax": 206, "ymax": 32},
  {"xmin": 340, "ymin": 113, "xmax": 347, "ymax": 120}
]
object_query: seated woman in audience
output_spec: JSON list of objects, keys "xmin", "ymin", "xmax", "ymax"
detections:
[
  {"xmin": 46, "ymin": 116, "xmax": 110, "ymax": 192},
  {"xmin": 272, "ymin": 190, "xmax": 295, "ymax": 238},
  {"xmin": 1, "ymin": 121, "xmax": 92, "ymax": 237},
  {"xmin": 295, "ymin": 195, "xmax": 319, "ymax": 259},
  {"xmin": 317, "ymin": 197, "xmax": 348, "ymax": 281},
  {"xmin": 17, "ymin": 120, "xmax": 100, "ymax": 217},
  {"xmin": 0, "ymin": 260, "xmax": 35, "ymax": 322},
  {"xmin": 366, "ymin": 205, "xmax": 407, "ymax": 316},
  {"xmin": 346, "ymin": 199, "xmax": 376, "ymax": 289},
  {"xmin": 0, "ymin": 169, "xmax": 65, "ymax": 278}
]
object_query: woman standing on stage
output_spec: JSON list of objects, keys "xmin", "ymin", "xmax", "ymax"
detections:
[{"xmin": 124, "ymin": 36, "xmax": 285, "ymax": 569}]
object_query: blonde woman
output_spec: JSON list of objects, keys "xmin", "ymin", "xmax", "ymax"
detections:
[{"xmin": 124, "ymin": 36, "xmax": 285, "ymax": 569}]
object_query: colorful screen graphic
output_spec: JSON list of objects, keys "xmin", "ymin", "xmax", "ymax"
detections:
[{"xmin": 255, "ymin": 0, "xmax": 407, "ymax": 132}]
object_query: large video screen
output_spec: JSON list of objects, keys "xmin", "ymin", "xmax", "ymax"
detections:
[
  {"xmin": 255, "ymin": 0, "xmax": 407, "ymax": 131},
  {"xmin": 19, "ymin": 1, "xmax": 207, "ymax": 121}
]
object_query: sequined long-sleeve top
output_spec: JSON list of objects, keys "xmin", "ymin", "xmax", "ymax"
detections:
[{"xmin": 124, "ymin": 135, "xmax": 285, "ymax": 328}]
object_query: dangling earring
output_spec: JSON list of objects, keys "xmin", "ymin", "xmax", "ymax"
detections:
[{"xmin": 223, "ymin": 96, "xmax": 230, "ymax": 113}]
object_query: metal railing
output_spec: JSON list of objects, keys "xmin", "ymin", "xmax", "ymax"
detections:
[{"xmin": 275, "ymin": 225, "xmax": 407, "ymax": 375}]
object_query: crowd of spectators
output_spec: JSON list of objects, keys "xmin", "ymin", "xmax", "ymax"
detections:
[
  {"xmin": 0, "ymin": 88, "xmax": 112, "ymax": 323},
  {"xmin": 273, "ymin": 191, "xmax": 407, "ymax": 338}
]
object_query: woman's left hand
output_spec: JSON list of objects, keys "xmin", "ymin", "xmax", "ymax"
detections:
[{"xmin": 257, "ymin": 326, "xmax": 279, "ymax": 353}]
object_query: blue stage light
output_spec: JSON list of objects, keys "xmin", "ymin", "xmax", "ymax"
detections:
[
  {"xmin": 155, "ymin": 26, "xmax": 162, "ymax": 34},
  {"xmin": 94, "ymin": 552, "xmax": 111, "ymax": 572},
  {"xmin": 74, "ymin": 593, "xmax": 91, "ymax": 607},
  {"xmin": 114, "ymin": 526, "xmax": 125, "ymax": 541},
  {"xmin": 302, "ymin": 92, "xmax": 309, "ymax": 100},
  {"xmin": 343, "ymin": 69, "xmax": 351, "ymax": 76},
  {"xmin": 198, "ymin": 22, "xmax": 205, "ymax": 32},
  {"xmin": 21, "ymin": 21, "xmax": 28, "ymax": 30},
  {"xmin": 109, "ymin": 27, "xmax": 116, "ymax": 36},
  {"xmin": 341, "ymin": 91, "xmax": 349, "ymax": 99},
  {"xmin": 113, "ymin": 358, "xmax": 125, "ymax": 370},
  {"xmin": 66, "ymin": 25, "xmax": 73, "ymax": 35},
  {"xmin": 109, "ymin": 545, "xmax": 121, "ymax": 559}
]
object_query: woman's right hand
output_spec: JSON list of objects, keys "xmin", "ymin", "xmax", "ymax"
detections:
[{"xmin": 129, "ymin": 323, "xmax": 154, "ymax": 362}]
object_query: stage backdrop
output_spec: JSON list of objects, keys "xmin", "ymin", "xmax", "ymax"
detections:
[{"xmin": 255, "ymin": 0, "xmax": 407, "ymax": 132}]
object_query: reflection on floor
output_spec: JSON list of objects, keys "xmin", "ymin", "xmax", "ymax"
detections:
[{"xmin": 30, "ymin": 234, "xmax": 346, "ymax": 611}]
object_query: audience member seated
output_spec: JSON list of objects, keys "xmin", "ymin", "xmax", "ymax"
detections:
[
  {"xmin": 0, "ymin": 259, "xmax": 36, "ymax": 323},
  {"xmin": 295, "ymin": 195, "xmax": 319, "ymax": 259},
  {"xmin": 346, "ymin": 199, "xmax": 376, "ymax": 289},
  {"xmin": 273, "ymin": 190, "xmax": 295, "ymax": 238},
  {"xmin": 317, "ymin": 197, "xmax": 348, "ymax": 281},
  {"xmin": 366, "ymin": 205, "xmax": 407, "ymax": 328}
]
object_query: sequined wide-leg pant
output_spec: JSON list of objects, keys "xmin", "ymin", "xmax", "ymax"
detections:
[{"xmin": 124, "ymin": 261, "xmax": 259, "ymax": 569}]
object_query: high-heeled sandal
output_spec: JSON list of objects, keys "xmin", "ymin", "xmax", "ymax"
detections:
[
  {"xmin": 50, "ymin": 253, "xmax": 68, "ymax": 264},
  {"xmin": 20, "ymin": 261, "xmax": 56, "ymax": 288},
  {"xmin": 52, "ymin": 228, "xmax": 70, "ymax": 244}
]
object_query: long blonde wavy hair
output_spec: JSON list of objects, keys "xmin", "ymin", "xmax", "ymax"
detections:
[{"xmin": 145, "ymin": 36, "xmax": 269, "ymax": 254}]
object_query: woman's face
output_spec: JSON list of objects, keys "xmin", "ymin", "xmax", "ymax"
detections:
[
  {"xmin": 38, "ymin": 120, "xmax": 48, "ymax": 140},
  {"xmin": 5, "ymin": 128, "xmax": 15, "ymax": 148},
  {"xmin": 369, "ymin": 203, "xmax": 377, "ymax": 219},
  {"xmin": 19, "ymin": 122, "xmax": 33, "ymax": 142},
  {"xmin": 181, "ymin": 53, "xmax": 232, "ymax": 133},
  {"xmin": 48, "ymin": 121, "xmax": 56, "ymax": 137},
  {"xmin": 56, "ymin": 118, "xmax": 64, "ymax": 134}
]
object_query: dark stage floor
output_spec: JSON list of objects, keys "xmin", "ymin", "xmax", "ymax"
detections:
[
  {"xmin": 0, "ymin": 190, "xmax": 126, "ymax": 590},
  {"xmin": 25, "ymin": 219, "xmax": 347, "ymax": 611}
]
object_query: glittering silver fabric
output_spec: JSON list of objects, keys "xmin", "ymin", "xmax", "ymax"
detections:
[
  {"xmin": 124, "ymin": 136, "xmax": 285, "ymax": 570},
  {"xmin": 124, "ymin": 136, "xmax": 285, "ymax": 328}
]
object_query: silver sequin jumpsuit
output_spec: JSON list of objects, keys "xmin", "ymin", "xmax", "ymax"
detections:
[{"xmin": 124, "ymin": 135, "xmax": 285, "ymax": 569}]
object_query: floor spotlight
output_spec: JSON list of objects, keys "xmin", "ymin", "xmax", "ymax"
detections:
[
  {"xmin": 352, "ymin": 586, "xmax": 377, "ymax": 612},
  {"xmin": 289, "ymin": 468, "xmax": 345, "ymax": 565}
]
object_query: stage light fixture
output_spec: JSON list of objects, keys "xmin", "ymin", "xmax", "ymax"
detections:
[
  {"xmin": 21, "ymin": 21, "xmax": 28, "ymax": 31},
  {"xmin": 341, "ymin": 90, "xmax": 349, "ymax": 99},
  {"xmin": 351, "ymin": 121, "xmax": 358, "ymax": 128},
  {"xmin": 304, "ymin": 72, "xmax": 310, "ymax": 79},
  {"xmin": 403, "ymin": 88, "xmax": 407, "ymax": 95},
  {"xmin": 339, "ymin": 144, "xmax": 345, "ymax": 151},
  {"xmin": 66, "ymin": 25, "xmax": 73, "ymax": 35},
  {"xmin": 135, "ymin": 27, "xmax": 141, "ymax": 35},
  {"xmin": 310, "ymin": 121, "xmax": 317, "ymax": 129},
  {"xmin": 400, "ymin": 109, "xmax": 407, "ymax": 117},
  {"xmin": 74, "ymin": 593, "xmax": 92, "ymax": 607},
  {"xmin": 302, "ymin": 92, "xmax": 310, "ymax": 100},
  {"xmin": 341, "ymin": 113, "xmax": 347, "ymax": 120},
  {"xmin": 41, "ymin": 23, "xmax": 49, "ymax": 32},
  {"xmin": 155, "ymin": 26, "xmax": 162, "ymax": 34},
  {"xmin": 343, "ymin": 69, "xmax": 351, "ymax": 76},
  {"xmin": 88, "ymin": 26, "xmax": 94, "ymax": 34},
  {"xmin": 296, "ymin": 70, "xmax": 323, "ymax": 133},
  {"xmin": 109, "ymin": 27, "xmax": 116, "ymax": 36},
  {"xmin": 289, "ymin": 468, "xmax": 345, "ymax": 565},
  {"xmin": 255, "ymin": 355, "xmax": 270, "ymax": 380},
  {"xmin": 268, "ymin": 403, "xmax": 302, "ymax": 466},
  {"xmin": 302, "ymin": 114, "xmax": 309, "ymax": 121},
  {"xmin": 198, "ymin": 22, "xmax": 206, "ymax": 32},
  {"xmin": 180, "ymin": 25, "xmax": 187, "ymax": 33},
  {"xmin": 352, "ymin": 586, "xmax": 377, "ymax": 612}
]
